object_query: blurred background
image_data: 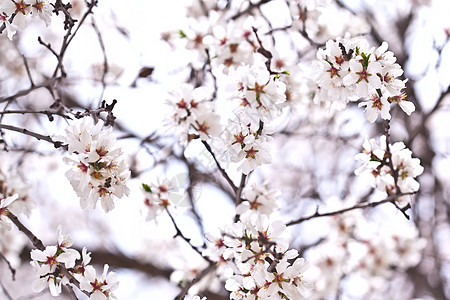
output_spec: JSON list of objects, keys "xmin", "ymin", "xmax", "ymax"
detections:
[{"xmin": 0, "ymin": 0, "xmax": 449, "ymax": 299}]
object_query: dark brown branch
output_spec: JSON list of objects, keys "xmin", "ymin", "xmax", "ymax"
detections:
[
  {"xmin": 0, "ymin": 124, "xmax": 60, "ymax": 147},
  {"xmin": 0, "ymin": 109, "xmax": 70, "ymax": 119},
  {"xmin": 286, "ymin": 192, "xmax": 415, "ymax": 226},
  {"xmin": 51, "ymin": 0, "xmax": 98, "ymax": 78},
  {"xmin": 6, "ymin": 211, "xmax": 45, "ymax": 250}
]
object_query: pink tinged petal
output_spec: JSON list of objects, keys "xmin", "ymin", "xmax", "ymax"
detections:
[
  {"xmin": 48, "ymin": 277, "xmax": 62, "ymax": 296},
  {"xmin": 342, "ymin": 72, "xmax": 358, "ymax": 86},
  {"xmin": 366, "ymin": 107, "xmax": 379, "ymax": 123},
  {"xmin": 30, "ymin": 249, "xmax": 47, "ymax": 262},
  {"xmin": 235, "ymin": 202, "xmax": 249, "ymax": 214},
  {"xmin": 32, "ymin": 277, "xmax": 48, "ymax": 293},
  {"xmin": 84, "ymin": 265, "xmax": 97, "ymax": 282},
  {"xmin": 380, "ymin": 104, "xmax": 391, "ymax": 120},
  {"xmin": 82, "ymin": 247, "xmax": 92, "ymax": 265},
  {"xmin": 91, "ymin": 290, "xmax": 108, "ymax": 300},
  {"xmin": 59, "ymin": 249, "xmax": 81, "ymax": 268},
  {"xmin": 242, "ymin": 276, "xmax": 256, "ymax": 290},
  {"xmin": 399, "ymin": 100, "xmax": 415, "ymax": 115}
]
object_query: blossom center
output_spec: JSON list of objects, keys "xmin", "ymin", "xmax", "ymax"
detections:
[
  {"xmin": 245, "ymin": 147, "xmax": 259, "ymax": 159},
  {"xmin": 327, "ymin": 65, "xmax": 339, "ymax": 78},
  {"xmin": 14, "ymin": 1, "xmax": 30, "ymax": 14},
  {"xmin": 33, "ymin": 0, "xmax": 45, "ymax": 12},
  {"xmin": 356, "ymin": 68, "xmax": 371, "ymax": 83}
]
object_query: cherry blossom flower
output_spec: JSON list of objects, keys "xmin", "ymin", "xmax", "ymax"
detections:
[
  {"xmin": 343, "ymin": 58, "xmax": 382, "ymax": 98},
  {"xmin": 29, "ymin": 0, "xmax": 53, "ymax": 26},
  {"xmin": 358, "ymin": 92, "xmax": 391, "ymax": 123},
  {"xmin": 167, "ymin": 83, "xmax": 222, "ymax": 142},
  {"xmin": 235, "ymin": 184, "xmax": 280, "ymax": 219},
  {"xmin": 222, "ymin": 118, "xmax": 273, "ymax": 175},
  {"xmin": 73, "ymin": 247, "xmax": 92, "ymax": 279},
  {"xmin": 80, "ymin": 264, "xmax": 119, "ymax": 300},
  {"xmin": 388, "ymin": 92, "xmax": 416, "ymax": 115},
  {"xmin": 30, "ymin": 238, "xmax": 80, "ymax": 297},
  {"xmin": 229, "ymin": 57, "xmax": 287, "ymax": 122},
  {"xmin": 1, "ymin": 0, "xmax": 31, "ymax": 29}
]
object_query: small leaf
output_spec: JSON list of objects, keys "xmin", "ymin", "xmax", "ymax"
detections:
[{"xmin": 142, "ymin": 183, "xmax": 152, "ymax": 193}]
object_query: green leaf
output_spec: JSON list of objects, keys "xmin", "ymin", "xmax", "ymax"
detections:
[
  {"xmin": 179, "ymin": 30, "xmax": 187, "ymax": 38},
  {"xmin": 92, "ymin": 162, "xmax": 101, "ymax": 171},
  {"xmin": 360, "ymin": 52, "xmax": 371, "ymax": 68},
  {"xmin": 142, "ymin": 183, "xmax": 152, "ymax": 193}
]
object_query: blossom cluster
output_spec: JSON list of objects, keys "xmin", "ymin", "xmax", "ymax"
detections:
[
  {"xmin": 355, "ymin": 135, "xmax": 424, "ymax": 206},
  {"xmin": 203, "ymin": 215, "xmax": 311, "ymax": 299},
  {"xmin": 0, "ymin": 0, "xmax": 53, "ymax": 40},
  {"xmin": 30, "ymin": 225, "xmax": 119, "ymax": 299},
  {"xmin": 313, "ymin": 38, "xmax": 415, "ymax": 122},
  {"xmin": 168, "ymin": 83, "xmax": 222, "ymax": 142},
  {"xmin": 54, "ymin": 118, "xmax": 130, "ymax": 212}
]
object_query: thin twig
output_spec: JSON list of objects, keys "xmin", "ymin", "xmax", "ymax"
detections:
[
  {"xmin": 286, "ymin": 192, "xmax": 415, "ymax": 226},
  {"xmin": 0, "ymin": 77, "xmax": 61, "ymax": 104},
  {"xmin": 91, "ymin": 16, "xmax": 109, "ymax": 106},
  {"xmin": 165, "ymin": 207, "xmax": 211, "ymax": 263},
  {"xmin": 0, "ymin": 124, "xmax": 59, "ymax": 147},
  {"xmin": 20, "ymin": 55, "xmax": 35, "ymax": 87},
  {"xmin": 201, "ymin": 140, "xmax": 237, "ymax": 192},
  {"xmin": 52, "ymin": 0, "xmax": 98, "ymax": 78},
  {"xmin": 235, "ymin": 173, "xmax": 247, "ymax": 206},
  {"xmin": 0, "ymin": 252, "xmax": 16, "ymax": 280}
]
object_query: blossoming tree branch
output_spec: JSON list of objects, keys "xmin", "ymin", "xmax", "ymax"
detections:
[{"xmin": 0, "ymin": 0, "xmax": 449, "ymax": 299}]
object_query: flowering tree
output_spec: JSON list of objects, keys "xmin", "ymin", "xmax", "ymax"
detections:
[{"xmin": 0, "ymin": 0, "xmax": 449, "ymax": 299}]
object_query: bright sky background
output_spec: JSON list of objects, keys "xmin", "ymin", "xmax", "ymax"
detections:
[{"xmin": 3, "ymin": 0, "xmax": 450, "ymax": 299}]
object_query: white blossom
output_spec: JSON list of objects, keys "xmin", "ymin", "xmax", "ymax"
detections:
[
  {"xmin": 80, "ymin": 264, "xmax": 119, "ymax": 300},
  {"xmin": 54, "ymin": 118, "xmax": 130, "ymax": 212},
  {"xmin": 355, "ymin": 136, "xmax": 423, "ymax": 206}
]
